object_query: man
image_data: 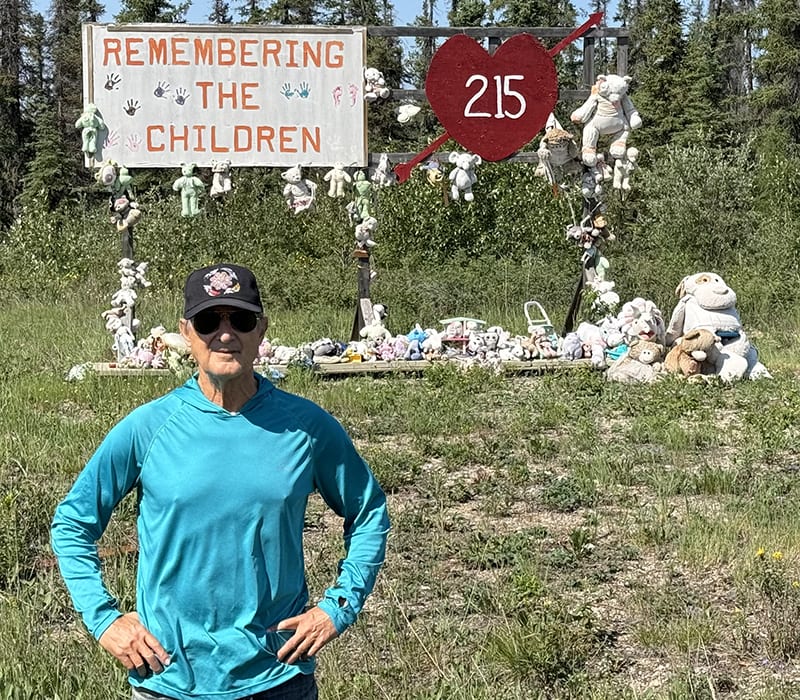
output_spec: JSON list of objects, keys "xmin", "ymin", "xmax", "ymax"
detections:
[{"xmin": 52, "ymin": 263, "xmax": 390, "ymax": 700}]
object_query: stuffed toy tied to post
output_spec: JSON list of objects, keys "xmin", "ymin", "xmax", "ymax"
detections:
[
  {"xmin": 570, "ymin": 74, "xmax": 642, "ymax": 166},
  {"xmin": 281, "ymin": 164, "xmax": 317, "ymax": 214},
  {"xmin": 448, "ymin": 151, "xmax": 481, "ymax": 202},
  {"xmin": 172, "ymin": 163, "xmax": 205, "ymax": 217},
  {"xmin": 665, "ymin": 272, "xmax": 770, "ymax": 380}
]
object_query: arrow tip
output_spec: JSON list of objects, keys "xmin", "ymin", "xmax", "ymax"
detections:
[{"xmin": 588, "ymin": 11, "xmax": 604, "ymax": 25}]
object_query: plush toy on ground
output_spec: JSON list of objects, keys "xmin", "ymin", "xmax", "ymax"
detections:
[
  {"xmin": 172, "ymin": 163, "xmax": 205, "ymax": 217},
  {"xmin": 281, "ymin": 164, "xmax": 317, "ymax": 214},
  {"xmin": 617, "ymin": 297, "xmax": 666, "ymax": 345},
  {"xmin": 364, "ymin": 67, "xmax": 390, "ymax": 102},
  {"xmin": 606, "ymin": 338, "xmax": 664, "ymax": 384},
  {"xmin": 323, "ymin": 162, "xmax": 352, "ymax": 197},
  {"xmin": 360, "ymin": 303, "xmax": 391, "ymax": 343},
  {"xmin": 448, "ymin": 151, "xmax": 481, "ymax": 202},
  {"xmin": 570, "ymin": 74, "xmax": 642, "ymax": 166},
  {"xmin": 665, "ymin": 272, "xmax": 770, "ymax": 380},
  {"xmin": 75, "ymin": 103, "xmax": 106, "ymax": 157},
  {"xmin": 210, "ymin": 159, "xmax": 233, "ymax": 198},
  {"xmin": 664, "ymin": 328, "xmax": 721, "ymax": 378}
]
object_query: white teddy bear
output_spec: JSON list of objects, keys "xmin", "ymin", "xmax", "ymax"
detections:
[
  {"xmin": 355, "ymin": 216, "xmax": 378, "ymax": 249},
  {"xmin": 613, "ymin": 147, "xmax": 639, "ymax": 191},
  {"xmin": 210, "ymin": 159, "xmax": 233, "ymax": 197},
  {"xmin": 364, "ymin": 67, "xmax": 390, "ymax": 102},
  {"xmin": 570, "ymin": 74, "xmax": 642, "ymax": 166},
  {"xmin": 281, "ymin": 164, "xmax": 317, "ymax": 214},
  {"xmin": 448, "ymin": 151, "xmax": 482, "ymax": 202},
  {"xmin": 323, "ymin": 162, "xmax": 352, "ymax": 197}
]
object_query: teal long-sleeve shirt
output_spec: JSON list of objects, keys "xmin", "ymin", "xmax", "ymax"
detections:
[{"xmin": 51, "ymin": 375, "xmax": 390, "ymax": 699}]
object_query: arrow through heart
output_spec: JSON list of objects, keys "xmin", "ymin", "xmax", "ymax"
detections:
[{"xmin": 394, "ymin": 13, "xmax": 604, "ymax": 182}]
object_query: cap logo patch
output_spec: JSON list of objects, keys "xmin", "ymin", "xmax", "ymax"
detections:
[{"xmin": 203, "ymin": 267, "xmax": 241, "ymax": 297}]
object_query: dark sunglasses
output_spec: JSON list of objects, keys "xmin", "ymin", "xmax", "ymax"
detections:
[{"xmin": 191, "ymin": 309, "xmax": 260, "ymax": 335}]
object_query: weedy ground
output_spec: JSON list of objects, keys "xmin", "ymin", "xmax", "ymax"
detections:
[{"xmin": 2, "ymin": 296, "xmax": 800, "ymax": 699}]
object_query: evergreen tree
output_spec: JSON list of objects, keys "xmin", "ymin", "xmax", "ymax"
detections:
[
  {"xmin": 81, "ymin": 0, "xmax": 105, "ymax": 22},
  {"xmin": 21, "ymin": 102, "xmax": 76, "ymax": 210},
  {"xmin": 490, "ymin": 0, "xmax": 575, "ymax": 27},
  {"xmin": 751, "ymin": 0, "xmax": 800, "ymax": 154},
  {"xmin": 115, "ymin": 0, "xmax": 188, "ymax": 23},
  {"xmin": 627, "ymin": 0, "xmax": 686, "ymax": 155},
  {"xmin": 407, "ymin": 0, "xmax": 438, "ymax": 89},
  {"xmin": 0, "ymin": 0, "xmax": 26, "ymax": 230},
  {"xmin": 237, "ymin": 0, "xmax": 269, "ymax": 23},
  {"xmin": 209, "ymin": 0, "xmax": 233, "ymax": 22},
  {"xmin": 51, "ymin": 0, "xmax": 83, "ymax": 148},
  {"xmin": 264, "ymin": 0, "xmax": 317, "ymax": 23},
  {"xmin": 676, "ymin": 7, "xmax": 737, "ymax": 147},
  {"xmin": 708, "ymin": 0, "xmax": 756, "ymax": 128},
  {"xmin": 448, "ymin": 0, "xmax": 487, "ymax": 27}
]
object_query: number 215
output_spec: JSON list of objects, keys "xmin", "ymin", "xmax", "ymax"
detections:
[{"xmin": 464, "ymin": 74, "xmax": 526, "ymax": 119}]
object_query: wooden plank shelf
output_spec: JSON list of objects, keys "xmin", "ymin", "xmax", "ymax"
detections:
[{"xmin": 90, "ymin": 358, "xmax": 594, "ymax": 377}]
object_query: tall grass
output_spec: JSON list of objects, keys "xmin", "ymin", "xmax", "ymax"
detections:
[{"xmin": 2, "ymin": 143, "xmax": 800, "ymax": 697}]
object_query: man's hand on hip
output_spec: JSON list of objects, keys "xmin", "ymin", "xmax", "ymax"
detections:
[
  {"xmin": 275, "ymin": 606, "xmax": 339, "ymax": 664},
  {"xmin": 99, "ymin": 612, "xmax": 172, "ymax": 677}
]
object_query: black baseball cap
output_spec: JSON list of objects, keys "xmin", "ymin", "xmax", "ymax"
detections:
[{"xmin": 183, "ymin": 263, "xmax": 263, "ymax": 319}]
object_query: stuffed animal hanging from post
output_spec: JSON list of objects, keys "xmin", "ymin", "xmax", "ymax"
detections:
[
  {"xmin": 210, "ymin": 159, "xmax": 233, "ymax": 198},
  {"xmin": 535, "ymin": 114, "xmax": 582, "ymax": 189},
  {"xmin": 371, "ymin": 153, "xmax": 396, "ymax": 187},
  {"xmin": 172, "ymin": 163, "xmax": 205, "ymax": 217},
  {"xmin": 570, "ymin": 74, "xmax": 642, "ymax": 166},
  {"xmin": 323, "ymin": 162, "xmax": 352, "ymax": 197},
  {"xmin": 348, "ymin": 171, "xmax": 374, "ymax": 222},
  {"xmin": 281, "ymin": 164, "xmax": 317, "ymax": 214},
  {"xmin": 363, "ymin": 67, "xmax": 390, "ymax": 102},
  {"xmin": 448, "ymin": 151, "xmax": 481, "ymax": 202},
  {"xmin": 75, "ymin": 103, "xmax": 106, "ymax": 158},
  {"xmin": 613, "ymin": 147, "xmax": 639, "ymax": 192}
]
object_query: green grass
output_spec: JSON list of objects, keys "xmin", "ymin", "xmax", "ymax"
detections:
[{"xmin": 3, "ymin": 289, "xmax": 800, "ymax": 698}]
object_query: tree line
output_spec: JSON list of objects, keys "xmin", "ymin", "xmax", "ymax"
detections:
[{"xmin": 0, "ymin": 0, "xmax": 798, "ymax": 233}]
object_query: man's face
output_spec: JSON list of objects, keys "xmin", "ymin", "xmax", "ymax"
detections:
[{"xmin": 180, "ymin": 306, "xmax": 266, "ymax": 383}]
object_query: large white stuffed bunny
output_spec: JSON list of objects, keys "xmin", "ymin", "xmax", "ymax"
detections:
[
  {"xmin": 570, "ymin": 74, "xmax": 642, "ymax": 166},
  {"xmin": 665, "ymin": 272, "xmax": 771, "ymax": 380}
]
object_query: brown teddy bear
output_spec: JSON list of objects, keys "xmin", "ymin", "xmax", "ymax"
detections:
[{"xmin": 664, "ymin": 328, "xmax": 720, "ymax": 377}]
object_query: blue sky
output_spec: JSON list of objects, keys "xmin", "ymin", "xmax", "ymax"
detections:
[{"xmin": 31, "ymin": 0, "xmax": 438, "ymax": 25}]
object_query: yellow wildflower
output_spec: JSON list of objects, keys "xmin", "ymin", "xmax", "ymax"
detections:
[
  {"xmin": 772, "ymin": 551, "xmax": 783, "ymax": 561},
  {"xmin": 756, "ymin": 548, "xmax": 766, "ymax": 558}
]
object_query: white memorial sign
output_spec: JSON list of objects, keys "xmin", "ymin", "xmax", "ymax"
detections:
[{"xmin": 81, "ymin": 24, "xmax": 367, "ymax": 167}]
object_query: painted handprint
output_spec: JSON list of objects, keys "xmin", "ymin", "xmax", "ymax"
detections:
[
  {"xmin": 103, "ymin": 130, "xmax": 120, "ymax": 148},
  {"xmin": 174, "ymin": 87, "xmax": 189, "ymax": 105},
  {"xmin": 104, "ymin": 73, "xmax": 121, "ymax": 91},
  {"xmin": 348, "ymin": 83, "xmax": 359, "ymax": 106},
  {"xmin": 124, "ymin": 99, "xmax": 141, "ymax": 116},
  {"xmin": 295, "ymin": 82, "xmax": 311, "ymax": 99},
  {"xmin": 154, "ymin": 81, "xmax": 170, "ymax": 98},
  {"xmin": 280, "ymin": 83, "xmax": 294, "ymax": 99},
  {"xmin": 332, "ymin": 85, "xmax": 343, "ymax": 107},
  {"xmin": 125, "ymin": 133, "xmax": 142, "ymax": 152}
]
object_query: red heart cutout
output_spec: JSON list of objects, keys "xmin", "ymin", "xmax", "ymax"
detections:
[{"xmin": 425, "ymin": 34, "xmax": 558, "ymax": 162}]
